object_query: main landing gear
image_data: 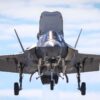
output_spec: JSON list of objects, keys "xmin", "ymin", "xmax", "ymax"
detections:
[
  {"xmin": 76, "ymin": 63, "xmax": 86, "ymax": 95},
  {"xmin": 14, "ymin": 63, "xmax": 24, "ymax": 95}
]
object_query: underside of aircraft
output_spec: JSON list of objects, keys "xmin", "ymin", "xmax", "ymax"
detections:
[{"xmin": 0, "ymin": 11, "xmax": 100, "ymax": 96}]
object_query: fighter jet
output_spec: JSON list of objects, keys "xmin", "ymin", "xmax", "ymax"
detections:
[{"xmin": 0, "ymin": 11, "xmax": 100, "ymax": 96}]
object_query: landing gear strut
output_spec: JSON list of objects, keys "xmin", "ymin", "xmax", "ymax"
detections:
[
  {"xmin": 76, "ymin": 63, "xmax": 86, "ymax": 95},
  {"xmin": 14, "ymin": 62, "xmax": 24, "ymax": 95}
]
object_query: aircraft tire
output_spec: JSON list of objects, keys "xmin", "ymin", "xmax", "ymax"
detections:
[
  {"xmin": 14, "ymin": 82, "xmax": 19, "ymax": 95},
  {"xmin": 80, "ymin": 82, "xmax": 86, "ymax": 95},
  {"xmin": 50, "ymin": 80, "xmax": 54, "ymax": 90}
]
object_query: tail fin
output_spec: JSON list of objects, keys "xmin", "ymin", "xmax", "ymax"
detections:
[
  {"xmin": 14, "ymin": 29, "xmax": 25, "ymax": 52},
  {"xmin": 74, "ymin": 28, "xmax": 82, "ymax": 48}
]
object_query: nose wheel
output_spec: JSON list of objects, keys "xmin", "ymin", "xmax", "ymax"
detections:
[{"xmin": 50, "ymin": 80, "xmax": 54, "ymax": 90}]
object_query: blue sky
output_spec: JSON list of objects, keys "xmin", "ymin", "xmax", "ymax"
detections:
[{"xmin": 0, "ymin": 0, "xmax": 100, "ymax": 100}]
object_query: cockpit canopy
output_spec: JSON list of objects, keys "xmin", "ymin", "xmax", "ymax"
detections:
[{"xmin": 37, "ymin": 11, "xmax": 64, "ymax": 39}]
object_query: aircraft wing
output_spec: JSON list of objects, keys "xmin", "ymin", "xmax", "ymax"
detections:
[
  {"xmin": 77, "ymin": 53, "xmax": 100, "ymax": 72},
  {"xmin": 64, "ymin": 46, "xmax": 100, "ymax": 73},
  {"xmin": 0, "ymin": 54, "xmax": 26, "ymax": 73},
  {"xmin": 0, "ymin": 47, "xmax": 38, "ymax": 74}
]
